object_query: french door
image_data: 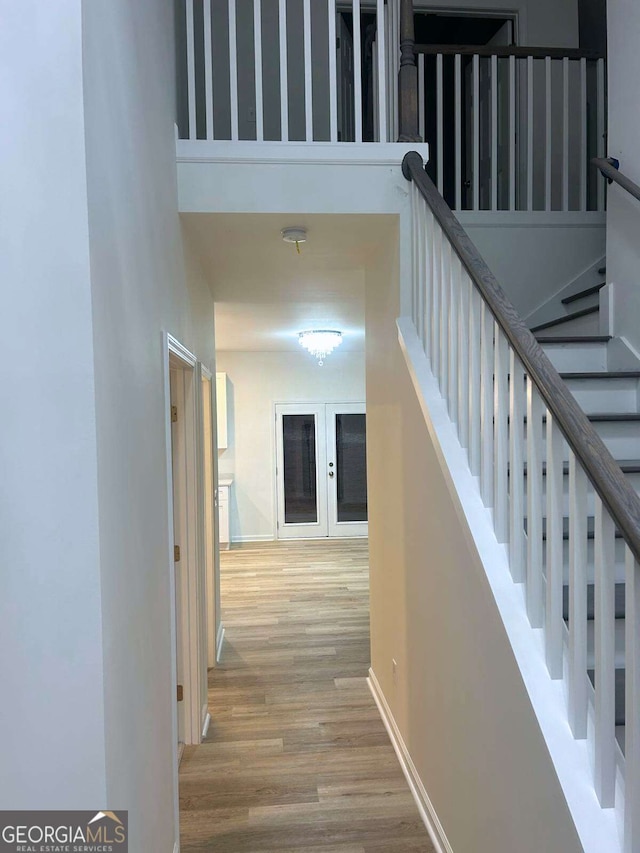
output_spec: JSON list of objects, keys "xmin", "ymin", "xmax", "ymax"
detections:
[{"xmin": 275, "ymin": 403, "xmax": 367, "ymax": 539}]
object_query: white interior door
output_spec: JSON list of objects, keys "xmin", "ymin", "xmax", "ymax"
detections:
[
  {"xmin": 169, "ymin": 368, "xmax": 185, "ymax": 751},
  {"xmin": 276, "ymin": 403, "xmax": 367, "ymax": 539},
  {"xmin": 326, "ymin": 403, "xmax": 368, "ymax": 538}
]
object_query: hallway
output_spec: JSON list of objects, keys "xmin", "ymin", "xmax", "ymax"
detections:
[{"xmin": 179, "ymin": 539, "xmax": 435, "ymax": 852}]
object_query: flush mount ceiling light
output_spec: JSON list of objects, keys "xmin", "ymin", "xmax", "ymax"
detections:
[
  {"xmin": 298, "ymin": 330, "xmax": 342, "ymax": 366},
  {"xmin": 281, "ymin": 226, "xmax": 307, "ymax": 254}
]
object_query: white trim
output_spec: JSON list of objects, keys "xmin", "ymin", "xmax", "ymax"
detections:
[
  {"xmin": 176, "ymin": 140, "xmax": 429, "ymax": 167},
  {"xmin": 232, "ymin": 534, "xmax": 275, "ymax": 543},
  {"xmin": 173, "ymin": 843, "xmax": 179, "ymax": 853},
  {"xmin": 201, "ymin": 711, "xmax": 211, "ymax": 740},
  {"xmin": 167, "ymin": 333, "xmax": 197, "ymax": 368},
  {"xmin": 396, "ymin": 317, "xmax": 619, "ymax": 852},
  {"xmin": 216, "ymin": 624, "xmax": 225, "ymax": 664},
  {"xmin": 368, "ymin": 669, "xmax": 453, "ymax": 853}
]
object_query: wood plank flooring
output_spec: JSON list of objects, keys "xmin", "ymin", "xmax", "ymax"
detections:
[{"xmin": 179, "ymin": 539, "xmax": 434, "ymax": 853}]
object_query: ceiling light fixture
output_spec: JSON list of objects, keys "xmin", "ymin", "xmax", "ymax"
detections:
[
  {"xmin": 281, "ymin": 226, "xmax": 307, "ymax": 254},
  {"xmin": 298, "ymin": 330, "xmax": 342, "ymax": 366}
]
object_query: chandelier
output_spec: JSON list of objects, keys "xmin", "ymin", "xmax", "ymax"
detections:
[{"xmin": 298, "ymin": 330, "xmax": 342, "ymax": 366}]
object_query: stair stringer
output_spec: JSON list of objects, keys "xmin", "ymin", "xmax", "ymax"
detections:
[
  {"xmin": 525, "ymin": 255, "xmax": 606, "ymax": 330},
  {"xmin": 396, "ymin": 315, "xmax": 621, "ymax": 853}
]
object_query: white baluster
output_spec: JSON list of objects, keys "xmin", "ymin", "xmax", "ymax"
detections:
[
  {"xmin": 493, "ymin": 327, "xmax": 509, "ymax": 542},
  {"xmin": 431, "ymin": 225, "xmax": 441, "ymax": 377},
  {"xmin": 491, "ymin": 54, "xmax": 498, "ymax": 211},
  {"xmin": 468, "ymin": 280, "xmax": 482, "ymax": 476},
  {"xmin": 419, "ymin": 198, "xmax": 428, "ymax": 350},
  {"xmin": 568, "ymin": 454, "xmax": 588, "ymax": 738},
  {"xmin": 228, "ymin": 0, "xmax": 239, "ymax": 140},
  {"xmin": 186, "ymin": 0, "xmax": 197, "ymax": 140},
  {"xmin": 303, "ymin": 0, "xmax": 313, "ymax": 141},
  {"xmin": 562, "ymin": 57, "xmax": 569, "ymax": 211},
  {"xmin": 545, "ymin": 412, "xmax": 564, "ymax": 678},
  {"xmin": 353, "ymin": 0, "xmax": 362, "ymax": 143},
  {"xmin": 253, "ymin": 0, "xmax": 264, "ymax": 141},
  {"xmin": 279, "ymin": 0, "xmax": 289, "ymax": 141},
  {"xmin": 527, "ymin": 55, "xmax": 534, "ymax": 211},
  {"xmin": 449, "ymin": 255, "xmax": 459, "ymax": 425},
  {"xmin": 473, "ymin": 54, "xmax": 480, "ymax": 210},
  {"xmin": 594, "ymin": 496, "xmax": 616, "ymax": 807},
  {"xmin": 526, "ymin": 380, "xmax": 544, "ymax": 628},
  {"xmin": 424, "ymin": 208, "xmax": 434, "ymax": 359},
  {"xmin": 455, "ymin": 54, "xmax": 462, "ymax": 210},
  {"xmin": 509, "ymin": 55, "xmax": 516, "ymax": 211},
  {"xmin": 376, "ymin": 0, "xmax": 387, "ymax": 142},
  {"xmin": 440, "ymin": 239, "xmax": 451, "ymax": 395},
  {"xmin": 597, "ymin": 58, "xmax": 606, "ymax": 212},
  {"xmin": 457, "ymin": 266, "xmax": 470, "ymax": 449},
  {"xmin": 579, "ymin": 57, "xmax": 587, "ymax": 211},
  {"xmin": 545, "ymin": 55, "xmax": 552, "ymax": 211},
  {"xmin": 437, "ymin": 53, "xmax": 444, "ymax": 195},
  {"xmin": 204, "ymin": 0, "xmax": 214, "ymax": 139},
  {"xmin": 508, "ymin": 352, "xmax": 525, "ymax": 581},
  {"xmin": 480, "ymin": 302, "xmax": 494, "ymax": 507},
  {"xmin": 418, "ymin": 53, "xmax": 425, "ymax": 143},
  {"xmin": 328, "ymin": 0, "xmax": 337, "ymax": 142},
  {"xmin": 411, "ymin": 184, "xmax": 418, "ymax": 328},
  {"xmin": 625, "ymin": 545, "xmax": 640, "ymax": 852}
]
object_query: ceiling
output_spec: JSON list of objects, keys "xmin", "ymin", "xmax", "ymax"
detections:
[{"xmin": 181, "ymin": 213, "xmax": 396, "ymax": 352}]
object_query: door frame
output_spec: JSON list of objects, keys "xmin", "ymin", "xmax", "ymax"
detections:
[
  {"xmin": 275, "ymin": 403, "xmax": 328, "ymax": 539},
  {"xmin": 163, "ymin": 334, "xmax": 208, "ymax": 783},
  {"xmin": 274, "ymin": 401, "xmax": 368, "ymax": 540}
]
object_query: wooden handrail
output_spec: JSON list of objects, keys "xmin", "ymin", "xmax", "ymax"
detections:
[
  {"xmin": 402, "ymin": 150, "xmax": 640, "ymax": 562},
  {"xmin": 414, "ymin": 44, "xmax": 604, "ymax": 61},
  {"xmin": 593, "ymin": 157, "xmax": 640, "ymax": 204}
]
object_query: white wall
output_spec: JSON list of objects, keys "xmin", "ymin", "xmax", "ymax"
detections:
[
  {"xmin": 606, "ymin": 0, "xmax": 640, "ymax": 355},
  {"xmin": 82, "ymin": 0, "xmax": 215, "ymax": 850},
  {"xmin": 458, "ymin": 212, "xmax": 606, "ymax": 320},
  {"xmin": 0, "ymin": 0, "xmax": 107, "ymax": 808},
  {"xmin": 366, "ymin": 223, "xmax": 584, "ymax": 852},
  {"xmin": 216, "ymin": 349, "xmax": 365, "ymax": 541}
]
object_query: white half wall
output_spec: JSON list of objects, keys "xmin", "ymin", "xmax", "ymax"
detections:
[
  {"xmin": 458, "ymin": 212, "xmax": 606, "ymax": 321},
  {"xmin": 606, "ymin": 0, "xmax": 640, "ymax": 356},
  {"xmin": 365, "ymin": 222, "xmax": 585, "ymax": 853},
  {"xmin": 215, "ymin": 350, "xmax": 365, "ymax": 541}
]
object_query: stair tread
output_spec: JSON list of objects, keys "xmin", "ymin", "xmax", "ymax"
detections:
[
  {"xmin": 536, "ymin": 335, "xmax": 611, "ymax": 343},
  {"xmin": 587, "ymin": 412, "xmax": 640, "ymax": 422},
  {"xmin": 530, "ymin": 305, "xmax": 599, "ymax": 333},
  {"xmin": 561, "ymin": 282, "xmax": 606, "ymax": 305},
  {"xmin": 560, "ymin": 371, "xmax": 640, "ymax": 379},
  {"xmin": 516, "ymin": 459, "xmax": 640, "ymax": 475}
]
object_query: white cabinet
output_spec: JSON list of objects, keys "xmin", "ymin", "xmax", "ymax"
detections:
[
  {"xmin": 218, "ymin": 478, "xmax": 232, "ymax": 550},
  {"xmin": 216, "ymin": 372, "xmax": 230, "ymax": 451}
]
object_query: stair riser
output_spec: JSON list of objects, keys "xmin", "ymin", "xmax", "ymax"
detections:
[
  {"xmin": 564, "ymin": 378, "xmax": 640, "ymax": 414},
  {"xmin": 536, "ymin": 313, "xmax": 600, "ymax": 338},
  {"xmin": 541, "ymin": 342, "xmax": 608, "ymax": 372}
]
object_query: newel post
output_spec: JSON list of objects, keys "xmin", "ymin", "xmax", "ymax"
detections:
[{"xmin": 398, "ymin": 0, "xmax": 421, "ymax": 142}]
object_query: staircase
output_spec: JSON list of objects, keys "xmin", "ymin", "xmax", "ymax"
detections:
[{"xmin": 530, "ymin": 272, "xmax": 640, "ymax": 753}]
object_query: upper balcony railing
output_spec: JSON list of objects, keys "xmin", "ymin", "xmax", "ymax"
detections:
[{"xmin": 175, "ymin": 1, "xmax": 606, "ymax": 211}]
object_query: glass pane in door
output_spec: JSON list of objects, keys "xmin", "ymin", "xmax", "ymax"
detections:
[
  {"xmin": 283, "ymin": 414, "xmax": 318, "ymax": 524},
  {"xmin": 335, "ymin": 414, "xmax": 367, "ymax": 522}
]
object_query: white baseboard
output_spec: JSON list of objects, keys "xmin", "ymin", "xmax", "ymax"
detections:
[
  {"xmin": 232, "ymin": 534, "xmax": 275, "ymax": 543},
  {"xmin": 368, "ymin": 668, "xmax": 454, "ymax": 853},
  {"xmin": 216, "ymin": 624, "xmax": 225, "ymax": 663},
  {"xmin": 201, "ymin": 711, "xmax": 211, "ymax": 740}
]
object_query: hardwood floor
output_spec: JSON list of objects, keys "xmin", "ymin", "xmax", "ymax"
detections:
[{"xmin": 179, "ymin": 539, "xmax": 434, "ymax": 853}]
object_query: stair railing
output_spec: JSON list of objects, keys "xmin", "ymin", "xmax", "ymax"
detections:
[
  {"xmin": 402, "ymin": 150, "xmax": 640, "ymax": 851},
  {"xmin": 414, "ymin": 45, "xmax": 606, "ymax": 211}
]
